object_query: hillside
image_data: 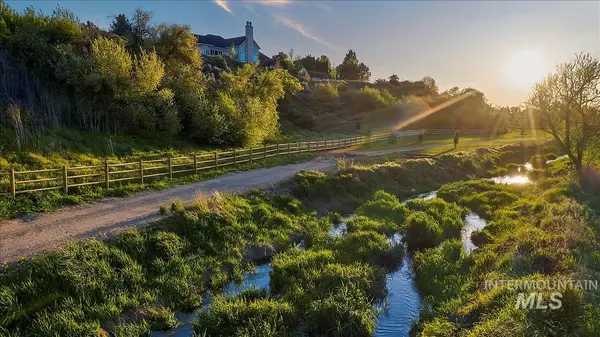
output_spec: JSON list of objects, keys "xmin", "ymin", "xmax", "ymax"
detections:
[{"xmin": 279, "ymin": 81, "xmax": 511, "ymax": 135}]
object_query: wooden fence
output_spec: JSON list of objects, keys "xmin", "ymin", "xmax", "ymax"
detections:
[{"xmin": 0, "ymin": 133, "xmax": 392, "ymax": 197}]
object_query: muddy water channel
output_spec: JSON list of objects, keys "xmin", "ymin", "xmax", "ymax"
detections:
[{"xmin": 154, "ymin": 157, "xmax": 564, "ymax": 336}]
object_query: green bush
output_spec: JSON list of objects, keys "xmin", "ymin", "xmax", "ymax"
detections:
[
  {"xmin": 413, "ymin": 240, "xmax": 467, "ymax": 303},
  {"xmin": 404, "ymin": 212, "xmax": 443, "ymax": 251},
  {"xmin": 346, "ymin": 216, "xmax": 397, "ymax": 235},
  {"xmin": 529, "ymin": 154, "xmax": 547, "ymax": 169},
  {"xmin": 304, "ymin": 286, "xmax": 376, "ymax": 337},
  {"xmin": 314, "ymin": 83, "xmax": 340, "ymax": 103},
  {"xmin": 420, "ymin": 318, "xmax": 457, "ymax": 337},
  {"xmin": 357, "ymin": 190, "xmax": 408, "ymax": 224},
  {"xmin": 333, "ymin": 231, "xmax": 403, "ymax": 267},
  {"xmin": 405, "ymin": 198, "xmax": 465, "ymax": 239},
  {"xmin": 471, "ymin": 229, "xmax": 493, "ymax": 247},
  {"xmin": 341, "ymin": 87, "xmax": 395, "ymax": 111},
  {"xmin": 270, "ymin": 250, "xmax": 336, "ymax": 293},
  {"xmin": 194, "ymin": 297, "xmax": 295, "ymax": 336}
]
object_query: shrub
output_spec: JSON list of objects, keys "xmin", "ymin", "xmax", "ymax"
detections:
[
  {"xmin": 420, "ymin": 318, "xmax": 457, "ymax": 337},
  {"xmin": 342, "ymin": 87, "xmax": 395, "ymax": 111},
  {"xmin": 471, "ymin": 229, "xmax": 493, "ymax": 247},
  {"xmin": 356, "ymin": 190, "xmax": 407, "ymax": 224},
  {"xmin": 194, "ymin": 297, "xmax": 295, "ymax": 336},
  {"xmin": 270, "ymin": 250, "xmax": 336, "ymax": 293},
  {"xmin": 148, "ymin": 231, "xmax": 185, "ymax": 260},
  {"xmin": 404, "ymin": 212, "xmax": 442, "ymax": 251},
  {"xmin": 506, "ymin": 163, "xmax": 521, "ymax": 174},
  {"xmin": 304, "ymin": 286, "xmax": 376, "ymax": 337},
  {"xmin": 527, "ymin": 168, "xmax": 545, "ymax": 181},
  {"xmin": 405, "ymin": 198, "xmax": 465, "ymax": 239},
  {"xmin": 529, "ymin": 154, "xmax": 547, "ymax": 169},
  {"xmin": 328, "ymin": 212, "xmax": 342, "ymax": 224},
  {"xmin": 147, "ymin": 307, "xmax": 177, "ymax": 330},
  {"xmin": 346, "ymin": 216, "xmax": 397, "ymax": 235},
  {"xmin": 314, "ymin": 83, "xmax": 339, "ymax": 103},
  {"xmin": 413, "ymin": 240, "xmax": 467, "ymax": 302},
  {"xmin": 333, "ymin": 231, "xmax": 402, "ymax": 267}
]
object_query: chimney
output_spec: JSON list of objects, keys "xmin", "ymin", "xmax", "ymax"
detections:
[{"xmin": 245, "ymin": 21, "xmax": 254, "ymax": 63}]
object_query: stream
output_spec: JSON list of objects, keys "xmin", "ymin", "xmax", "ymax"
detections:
[{"xmin": 153, "ymin": 156, "xmax": 570, "ymax": 336}]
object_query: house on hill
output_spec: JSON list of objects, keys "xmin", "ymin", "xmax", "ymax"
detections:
[{"xmin": 195, "ymin": 21, "xmax": 268, "ymax": 63}]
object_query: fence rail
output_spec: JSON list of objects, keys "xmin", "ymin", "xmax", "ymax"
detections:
[{"xmin": 0, "ymin": 132, "xmax": 397, "ymax": 197}]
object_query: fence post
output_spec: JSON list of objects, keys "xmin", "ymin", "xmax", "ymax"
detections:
[
  {"xmin": 194, "ymin": 155, "xmax": 198, "ymax": 174},
  {"xmin": 288, "ymin": 143, "xmax": 291, "ymax": 158},
  {"xmin": 264, "ymin": 145, "xmax": 267, "ymax": 160},
  {"xmin": 139, "ymin": 159, "xmax": 144, "ymax": 184},
  {"xmin": 250, "ymin": 148, "xmax": 253, "ymax": 164},
  {"xmin": 277, "ymin": 144, "xmax": 280, "ymax": 157},
  {"xmin": 234, "ymin": 149, "xmax": 237, "ymax": 167},
  {"xmin": 168, "ymin": 157, "xmax": 173, "ymax": 179},
  {"xmin": 215, "ymin": 152, "xmax": 219, "ymax": 169},
  {"xmin": 308, "ymin": 141, "xmax": 311, "ymax": 152},
  {"xmin": 10, "ymin": 168, "xmax": 15, "ymax": 197},
  {"xmin": 105, "ymin": 162, "xmax": 110, "ymax": 189},
  {"xmin": 63, "ymin": 165, "xmax": 68, "ymax": 195}
]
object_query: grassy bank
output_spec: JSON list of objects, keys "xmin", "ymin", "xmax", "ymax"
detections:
[
  {"xmin": 0, "ymin": 154, "xmax": 313, "ymax": 220},
  {"xmin": 293, "ymin": 142, "xmax": 557, "ymax": 214},
  {"xmin": 411, "ymin": 176, "xmax": 600, "ymax": 336},
  {"xmin": 1, "ymin": 143, "xmax": 596, "ymax": 336},
  {"xmin": 0, "ymin": 191, "xmax": 334, "ymax": 335}
]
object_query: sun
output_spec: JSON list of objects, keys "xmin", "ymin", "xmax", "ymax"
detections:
[{"xmin": 504, "ymin": 50, "xmax": 550, "ymax": 89}]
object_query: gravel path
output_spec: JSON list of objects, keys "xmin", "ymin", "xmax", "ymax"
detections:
[{"xmin": 0, "ymin": 142, "xmax": 496, "ymax": 263}]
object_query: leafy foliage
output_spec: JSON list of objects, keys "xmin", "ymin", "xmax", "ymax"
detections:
[{"xmin": 0, "ymin": 4, "xmax": 301, "ymax": 147}]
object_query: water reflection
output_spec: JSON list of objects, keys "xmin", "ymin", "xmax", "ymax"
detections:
[
  {"xmin": 414, "ymin": 190, "xmax": 437, "ymax": 200},
  {"xmin": 152, "ymin": 264, "xmax": 272, "ymax": 337},
  {"xmin": 224, "ymin": 263, "xmax": 271, "ymax": 295},
  {"xmin": 328, "ymin": 218, "xmax": 350, "ymax": 238},
  {"xmin": 490, "ymin": 175, "xmax": 531, "ymax": 185},
  {"xmin": 462, "ymin": 213, "xmax": 488, "ymax": 254},
  {"xmin": 374, "ymin": 256, "xmax": 421, "ymax": 337}
]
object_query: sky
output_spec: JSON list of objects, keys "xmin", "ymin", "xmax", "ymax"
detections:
[{"xmin": 5, "ymin": 0, "xmax": 600, "ymax": 106}]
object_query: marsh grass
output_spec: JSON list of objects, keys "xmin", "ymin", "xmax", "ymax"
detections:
[
  {"xmin": 0, "ymin": 191, "xmax": 331, "ymax": 335},
  {"xmin": 412, "ymin": 175, "xmax": 600, "ymax": 336}
]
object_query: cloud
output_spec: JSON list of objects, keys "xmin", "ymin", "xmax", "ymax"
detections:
[
  {"xmin": 315, "ymin": 2, "xmax": 332, "ymax": 12},
  {"xmin": 242, "ymin": 3, "xmax": 263, "ymax": 19},
  {"xmin": 213, "ymin": 0, "xmax": 233, "ymax": 14},
  {"xmin": 272, "ymin": 14, "xmax": 340, "ymax": 51},
  {"xmin": 247, "ymin": 0, "xmax": 292, "ymax": 6}
]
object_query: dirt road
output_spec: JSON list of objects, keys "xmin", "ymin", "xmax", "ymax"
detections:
[{"xmin": 0, "ymin": 141, "xmax": 507, "ymax": 263}]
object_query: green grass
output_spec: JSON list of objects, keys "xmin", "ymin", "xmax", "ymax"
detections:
[
  {"xmin": 1, "ymin": 142, "xmax": 597, "ymax": 336},
  {"xmin": 354, "ymin": 130, "xmax": 553, "ymax": 153},
  {"xmin": 0, "ymin": 191, "xmax": 333, "ymax": 335},
  {"xmin": 0, "ymin": 153, "xmax": 313, "ymax": 220},
  {"xmin": 293, "ymin": 142, "xmax": 556, "ymax": 214},
  {"xmin": 412, "ymin": 176, "xmax": 600, "ymax": 336}
]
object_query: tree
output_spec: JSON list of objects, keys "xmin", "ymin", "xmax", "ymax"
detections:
[
  {"xmin": 337, "ymin": 50, "xmax": 370, "ymax": 81},
  {"xmin": 389, "ymin": 74, "xmax": 400, "ymax": 85},
  {"xmin": 357, "ymin": 62, "xmax": 370, "ymax": 81},
  {"xmin": 300, "ymin": 54, "xmax": 316, "ymax": 71},
  {"xmin": 421, "ymin": 76, "xmax": 438, "ymax": 95},
  {"xmin": 527, "ymin": 53, "xmax": 600, "ymax": 179},
  {"xmin": 130, "ymin": 8, "xmax": 154, "ymax": 51},
  {"xmin": 109, "ymin": 14, "xmax": 132, "ymax": 37},
  {"xmin": 315, "ymin": 55, "xmax": 332, "ymax": 75}
]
